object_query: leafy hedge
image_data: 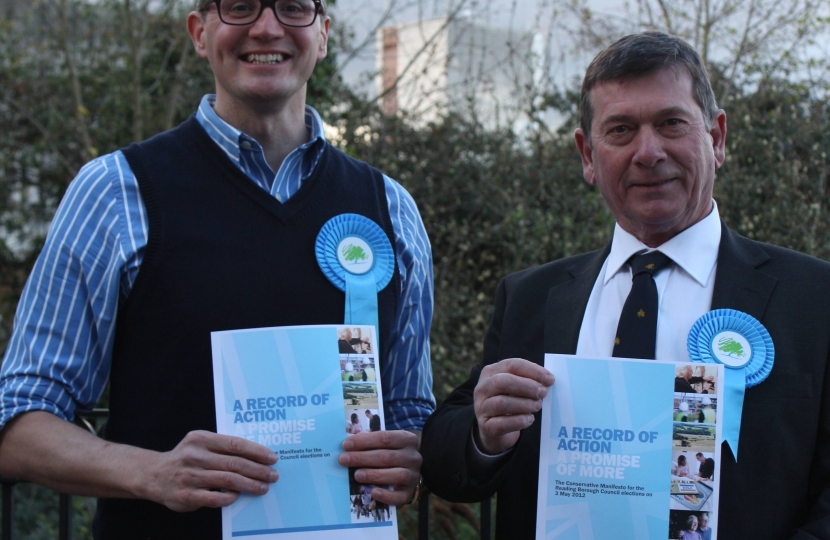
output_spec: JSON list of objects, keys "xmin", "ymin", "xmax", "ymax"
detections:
[{"xmin": 0, "ymin": 1, "xmax": 828, "ymax": 538}]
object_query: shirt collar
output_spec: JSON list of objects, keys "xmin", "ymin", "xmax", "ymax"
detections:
[
  {"xmin": 603, "ymin": 201, "xmax": 722, "ymax": 287},
  {"xmin": 195, "ymin": 94, "xmax": 327, "ymax": 159}
]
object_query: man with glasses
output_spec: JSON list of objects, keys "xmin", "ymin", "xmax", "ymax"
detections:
[{"xmin": 0, "ymin": 0, "xmax": 434, "ymax": 537}]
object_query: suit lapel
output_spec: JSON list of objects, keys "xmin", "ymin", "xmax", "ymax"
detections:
[
  {"xmin": 542, "ymin": 224, "xmax": 776, "ymax": 356},
  {"xmin": 711, "ymin": 222, "xmax": 777, "ymax": 321},
  {"xmin": 544, "ymin": 245, "xmax": 611, "ymax": 354}
]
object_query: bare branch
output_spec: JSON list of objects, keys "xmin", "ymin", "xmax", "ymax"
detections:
[
  {"xmin": 654, "ymin": 0, "xmax": 676, "ymax": 33},
  {"xmin": 373, "ymin": 0, "xmax": 472, "ymax": 105},
  {"xmin": 335, "ymin": 0, "xmax": 410, "ymax": 75},
  {"xmin": 124, "ymin": 0, "xmax": 146, "ymax": 142},
  {"xmin": 0, "ymin": 97, "xmax": 76, "ymax": 176},
  {"xmin": 165, "ymin": 36, "xmax": 193, "ymax": 130},
  {"xmin": 56, "ymin": 0, "xmax": 96, "ymax": 161}
]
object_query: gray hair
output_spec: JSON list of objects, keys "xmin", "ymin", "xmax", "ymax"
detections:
[{"xmin": 579, "ymin": 32, "xmax": 717, "ymax": 141}]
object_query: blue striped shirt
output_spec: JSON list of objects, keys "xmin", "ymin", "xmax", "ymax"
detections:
[{"xmin": 0, "ymin": 95, "xmax": 435, "ymax": 432}]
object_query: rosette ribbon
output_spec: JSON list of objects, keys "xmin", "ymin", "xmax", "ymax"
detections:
[
  {"xmin": 687, "ymin": 309, "xmax": 774, "ymax": 461},
  {"xmin": 315, "ymin": 214, "xmax": 394, "ymax": 335}
]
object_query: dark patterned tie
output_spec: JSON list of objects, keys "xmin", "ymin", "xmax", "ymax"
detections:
[{"xmin": 612, "ymin": 251, "xmax": 673, "ymax": 360}]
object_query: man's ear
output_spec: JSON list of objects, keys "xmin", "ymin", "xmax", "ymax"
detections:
[
  {"xmin": 574, "ymin": 128, "xmax": 596, "ymax": 186},
  {"xmin": 317, "ymin": 16, "xmax": 331, "ymax": 61},
  {"xmin": 710, "ymin": 109, "xmax": 727, "ymax": 170},
  {"xmin": 187, "ymin": 11, "xmax": 209, "ymax": 60}
]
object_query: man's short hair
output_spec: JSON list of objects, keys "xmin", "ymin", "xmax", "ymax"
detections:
[
  {"xmin": 696, "ymin": 452, "xmax": 704, "ymax": 457},
  {"xmin": 579, "ymin": 32, "xmax": 717, "ymax": 141},
  {"xmin": 195, "ymin": 0, "xmax": 328, "ymax": 14}
]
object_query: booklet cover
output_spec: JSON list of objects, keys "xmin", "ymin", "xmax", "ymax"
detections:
[
  {"xmin": 211, "ymin": 324, "xmax": 398, "ymax": 540},
  {"xmin": 536, "ymin": 355, "xmax": 724, "ymax": 540}
]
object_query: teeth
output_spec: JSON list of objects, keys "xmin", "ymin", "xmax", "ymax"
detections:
[{"xmin": 246, "ymin": 53, "xmax": 284, "ymax": 64}]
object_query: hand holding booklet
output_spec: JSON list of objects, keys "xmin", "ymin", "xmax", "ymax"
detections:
[
  {"xmin": 211, "ymin": 324, "xmax": 398, "ymax": 540},
  {"xmin": 536, "ymin": 354, "xmax": 724, "ymax": 540}
]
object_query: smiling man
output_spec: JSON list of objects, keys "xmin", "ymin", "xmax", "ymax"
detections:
[
  {"xmin": 0, "ymin": 1, "xmax": 434, "ymax": 538},
  {"xmin": 421, "ymin": 32, "xmax": 830, "ymax": 539}
]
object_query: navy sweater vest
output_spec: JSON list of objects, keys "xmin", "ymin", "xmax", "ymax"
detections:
[{"xmin": 94, "ymin": 117, "xmax": 399, "ymax": 539}]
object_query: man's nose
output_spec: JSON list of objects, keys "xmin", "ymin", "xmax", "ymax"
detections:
[
  {"xmin": 249, "ymin": 5, "xmax": 286, "ymax": 37},
  {"xmin": 631, "ymin": 127, "xmax": 667, "ymax": 168}
]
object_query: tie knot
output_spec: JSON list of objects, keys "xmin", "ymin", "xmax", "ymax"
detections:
[{"xmin": 629, "ymin": 251, "xmax": 672, "ymax": 277}]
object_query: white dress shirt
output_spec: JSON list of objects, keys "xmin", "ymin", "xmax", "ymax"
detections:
[
  {"xmin": 469, "ymin": 203, "xmax": 722, "ymax": 461},
  {"xmin": 576, "ymin": 202, "xmax": 722, "ymax": 362}
]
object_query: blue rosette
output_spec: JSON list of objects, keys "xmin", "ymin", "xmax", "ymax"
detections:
[
  {"xmin": 315, "ymin": 214, "xmax": 394, "ymax": 336},
  {"xmin": 687, "ymin": 309, "xmax": 774, "ymax": 461}
]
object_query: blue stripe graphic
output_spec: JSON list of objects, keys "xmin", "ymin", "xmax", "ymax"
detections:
[{"xmin": 232, "ymin": 521, "xmax": 394, "ymax": 536}]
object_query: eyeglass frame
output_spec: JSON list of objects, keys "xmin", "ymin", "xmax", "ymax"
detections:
[{"xmin": 202, "ymin": 0, "xmax": 325, "ymax": 28}]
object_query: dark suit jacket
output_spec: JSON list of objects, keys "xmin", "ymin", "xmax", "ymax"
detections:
[{"xmin": 421, "ymin": 224, "xmax": 830, "ymax": 539}]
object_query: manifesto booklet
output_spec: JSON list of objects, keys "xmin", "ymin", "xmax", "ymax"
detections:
[
  {"xmin": 536, "ymin": 355, "xmax": 724, "ymax": 540},
  {"xmin": 211, "ymin": 324, "xmax": 397, "ymax": 540}
]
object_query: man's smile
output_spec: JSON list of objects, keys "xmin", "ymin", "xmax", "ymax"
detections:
[
  {"xmin": 628, "ymin": 178, "xmax": 676, "ymax": 188},
  {"xmin": 243, "ymin": 53, "xmax": 286, "ymax": 64}
]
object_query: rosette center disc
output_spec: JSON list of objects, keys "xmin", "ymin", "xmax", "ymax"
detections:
[
  {"xmin": 710, "ymin": 331, "xmax": 753, "ymax": 368},
  {"xmin": 315, "ymin": 213, "xmax": 394, "ymax": 293},
  {"xmin": 337, "ymin": 236, "xmax": 374, "ymax": 275}
]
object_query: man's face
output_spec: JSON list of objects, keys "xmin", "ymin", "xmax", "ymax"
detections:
[
  {"xmin": 575, "ymin": 67, "xmax": 727, "ymax": 247},
  {"xmin": 696, "ymin": 454, "xmax": 705, "ymax": 464},
  {"xmin": 187, "ymin": 2, "xmax": 330, "ymax": 112},
  {"xmin": 700, "ymin": 516, "xmax": 709, "ymax": 529}
]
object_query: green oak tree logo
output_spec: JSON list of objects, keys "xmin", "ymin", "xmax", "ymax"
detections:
[
  {"xmin": 341, "ymin": 244, "xmax": 368, "ymax": 264},
  {"xmin": 717, "ymin": 336, "xmax": 746, "ymax": 358}
]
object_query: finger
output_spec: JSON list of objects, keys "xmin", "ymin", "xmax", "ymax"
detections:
[
  {"xmin": 221, "ymin": 456, "xmax": 280, "ymax": 484},
  {"xmin": 353, "ymin": 466, "xmax": 418, "ymax": 487},
  {"xmin": 186, "ymin": 448, "xmax": 280, "ymax": 484},
  {"xmin": 481, "ymin": 358, "xmax": 554, "ymax": 386},
  {"xmin": 341, "ymin": 430, "xmax": 418, "ymax": 452},
  {"xmin": 476, "ymin": 372, "xmax": 549, "ymax": 402},
  {"xmin": 478, "ymin": 414, "xmax": 535, "ymax": 440},
  {"xmin": 338, "ymin": 447, "xmax": 422, "ymax": 470},
  {"xmin": 368, "ymin": 485, "xmax": 414, "ymax": 506},
  {"xmin": 193, "ymin": 431, "xmax": 278, "ymax": 464},
  {"xmin": 182, "ymin": 489, "xmax": 241, "ymax": 510},
  {"xmin": 477, "ymin": 394, "xmax": 543, "ymax": 418},
  {"xmin": 196, "ymin": 469, "xmax": 274, "ymax": 496}
]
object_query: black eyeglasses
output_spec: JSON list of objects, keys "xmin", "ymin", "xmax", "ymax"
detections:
[{"xmin": 206, "ymin": 0, "xmax": 323, "ymax": 27}]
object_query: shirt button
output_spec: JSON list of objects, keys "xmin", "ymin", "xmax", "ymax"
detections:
[{"xmin": 240, "ymin": 141, "xmax": 252, "ymax": 150}]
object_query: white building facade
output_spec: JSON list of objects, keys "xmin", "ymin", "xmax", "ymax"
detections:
[{"xmin": 377, "ymin": 16, "xmax": 538, "ymax": 131}]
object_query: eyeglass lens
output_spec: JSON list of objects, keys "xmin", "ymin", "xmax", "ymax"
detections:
[{"xmin": 218, "ymin": 0, "xmax": 318, "ymax": 26}]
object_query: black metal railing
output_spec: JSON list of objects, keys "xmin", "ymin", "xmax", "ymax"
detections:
[{"xmin": 0, "ymin": 409, "xmax": 493, "ymax": 540}]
